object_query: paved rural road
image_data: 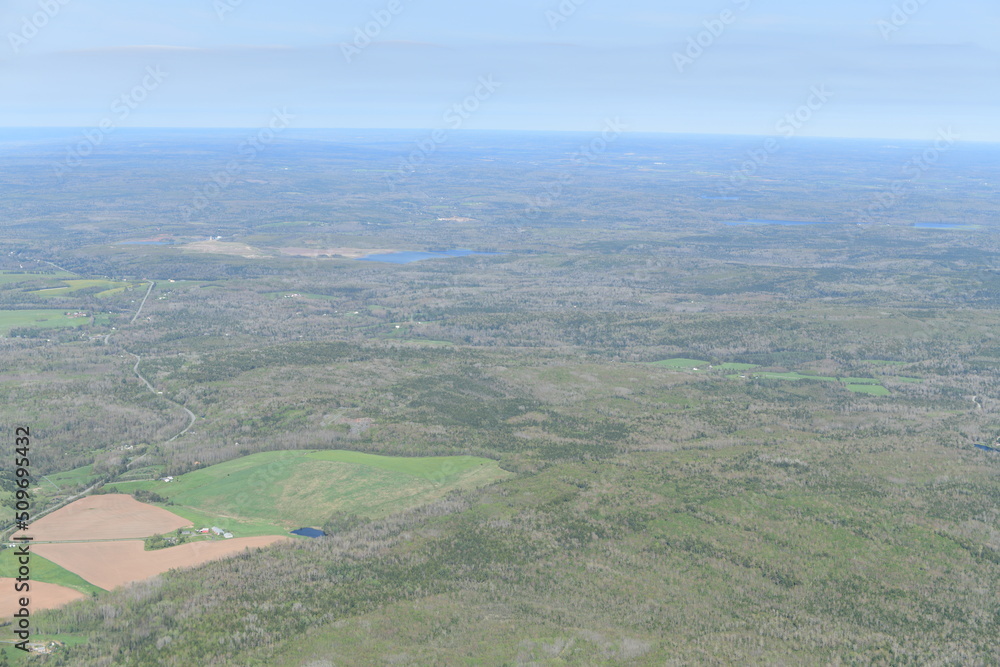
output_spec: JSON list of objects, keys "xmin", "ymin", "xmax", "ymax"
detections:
[
  {"xmin": 4, "ymin": 266, "xmax": 194, "ymax": 539},
  {"xmin": 128, "ymin": 282, "xmax": 197, "ymax": 442},
  {"xmin": 2, "ymin": 267, "xmax": 192, "ymax": 540},
  {"xmin": 0, "ymin": 480, "xmax": 105, "ymax": 542},
  {"xmin": 130, "ymin": 280, "xmax": 155, "ymax": 323},
  {"xmin": 131, "ymin": 353, "xmax": 197, "ymax": 441}
]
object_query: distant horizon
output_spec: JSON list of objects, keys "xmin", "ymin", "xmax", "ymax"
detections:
[{"xmin": 1, "ymin": 126, "xmax": 996, "ymax": 146}]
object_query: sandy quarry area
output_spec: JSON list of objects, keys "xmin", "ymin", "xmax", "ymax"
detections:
[
  {"xmin": 27, "ymin": 494, "xmax": 191, "ymax": 541},
  {"xmin": 181, "ymin": 240, "xmax": 267, "ymax": 258},
  {"xmin": 0, "ymin": 579, "xmax": 86, "ymax": 617},
  {"xmin": 278, "ymin": 246, "xmax": 399, "ymax": 259},
  {"xmin": 34, "ymin": 536, "xmax": 288, "ymax": 590}
]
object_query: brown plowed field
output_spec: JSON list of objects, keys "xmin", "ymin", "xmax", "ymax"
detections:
[
  {"xmin": 28, "ymin": 494, "xmax": 191, "ymax": 541},
  {"xmin": 0, "ymin": 579, "xmax": 86, "ymax": 617},
  {"xmin": 34, "ymin": 536, "xmax": 288, "ymax": 590}
]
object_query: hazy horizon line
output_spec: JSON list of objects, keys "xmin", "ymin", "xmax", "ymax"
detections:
[{"xmin": 0, "ymin": 126, "xmax": 995, "ymax": 145}]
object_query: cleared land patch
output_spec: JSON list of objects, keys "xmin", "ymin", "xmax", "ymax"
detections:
[
  {"xmin": 732, "ymin": 371, "xmax": 892, "ymax": 395},
  {"xmin": 644, "ymin": 359, "xmax": 899, "ymax": 395},
  {"xmin": 180, "ymin": 240, "xmax": 267, "ymax": 258},
  {"xmin": 33, "ymin": 537, "xmax": 287, "ymax": 590},
  {"xmin": 646, "ymin": 358, "xmax": 759, "ymax": 371},
  {"xmin": 0, "ymin": 310, "xmax": 90, "ymax": 336},
  {"xmin": 27, "ymin": 494, "xmax": 190, "ymax": 541},
  {"xmin": 647, "ymin": 358, "xmax": 713, "ymax": 370},
  {"xmin": 44, "ymin": 464, "xmax": 98, "ymax": 489},
  {"xmin": 278, "ymin": 246, "xmax": 399, "ymax": 259},
  {"xmin": 106, "ymin": 450, "xmax": 512, "ymax": 529},
  {"xmin": 31, "ymin": 279, "xmax": 139, "ymax": 297},
  {"xmin": 0, "ymin": 579, "xmax": 85, "ymax": 617}
]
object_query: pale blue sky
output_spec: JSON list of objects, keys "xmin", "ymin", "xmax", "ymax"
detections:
[{"xmin": 1, "ymin": 0, "xmax": 997, "ymax": 140}]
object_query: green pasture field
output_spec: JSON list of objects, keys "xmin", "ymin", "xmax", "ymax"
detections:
[
  {"xmin": 42, "ymin": 465, "xmax": 97, "ymax": 489},
  {"xmin": 0, "ymin": 549, "xmax": 105, "ymax": 595},
  {"xmin": 647, "ymin": 358, "xmax": 711, "ymax": 369},
  {"xmin": 733, "ymin": 371, "xmax": 892, "ymax": 395},
  {"xmin": 31, "ymin": 279, "xmax": 141, "ymax": 297},
  {"xmin": 0, "ymin": 633, "xmax": 90, "ymax": 665},
  {"xmin": 0, "ymin": 310, "xmax": 89, "ymax": 336},
  {"xmin": 104, "ymin": 450, "xmax": 512, "ymax": 531},
  {"xmin": 845, "ymin": 384, "xmax": 891, "ymax": 396},
  {"xmin": 646, "ymin": 359, "xmax": 759, "ymax": 371}
]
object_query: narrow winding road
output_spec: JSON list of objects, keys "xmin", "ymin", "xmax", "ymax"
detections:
[
  {"xmin": 131, "ymin": 352, "xmax": 197, "ymax": 442},
  {"xmin": 4, "ymin": 273, "xmax": 194, "ymax": 540}
]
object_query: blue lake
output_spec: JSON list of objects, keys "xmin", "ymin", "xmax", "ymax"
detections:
[
  {"xmin": 701, "ymin": 196, "xmax": 741, "ymax": 201},
  {"xmin": 357, "ymin": 249, "xmax": 498, "ymax": 264},
  {"xmin": 913, "ymin": 223, "xmax": 972, "ymax": 230},
  {"xmin": 291, "ymin": 527, "xmax": 327, "ymax": 538},
  {"xmin": 725, "ymin": 219, "xmax": 827, "ymax": 226}
]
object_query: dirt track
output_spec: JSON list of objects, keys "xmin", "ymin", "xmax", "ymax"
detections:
[
  {"xmin": 34, "ymin": 536, "xmax": 288, "ymax": 590},
  {"xmin": 0, "ymin": 579, "xmax": 86, "ymax": 617},
  {"xmin": 27, "ymin": 494, "xmax": 191, "ymax": 541}
]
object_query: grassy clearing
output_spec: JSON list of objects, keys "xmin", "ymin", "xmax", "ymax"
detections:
[
  {"xmin": 646, "ymin": 359, "xmax": 759, "ymax": 371},
  {"xmin": 98, "ymin": 487, "xmax": 289, "ymax": 538},
  {"xmin": 262, "ymin": 291, "xmax": 337, "ymax": 301},
  {"xmin": 647, "ymin": 358, "xmax": 710, "ymax": 369},
  {"xmin": 729, "ymin": 371, "xmax": 892, "ymax": 395},
  {"xmin": 105, "ymin": 450, "xmax": 511, "ymax": 531},
  {"xmin": 716, "ymin": 362, "xmax": 759, "ymax": 370},
  {"xmin": 0, "ymin": 632, "xmax": 90, "ymax": 665},
  {"xmin": 43, "ymin": 464, "xmax": 97, "ymax": 489},
  {"xmin": 0, "ymin": 310, "xmax": 89, "ymax": 336},
  {"xmin": 748, "ymin": 371, "xmax": 839, "ymax": 381},
  {"xmin": 0, "ymin": 549, "xmax": 105, "ymax": 595},
  {"xmin": 31, "ymin": 279, "xmax": 139, "ymax": 297},
  {"xmin": 845, "ymin": 384, "xmax": 891, "ymax": 396}
]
